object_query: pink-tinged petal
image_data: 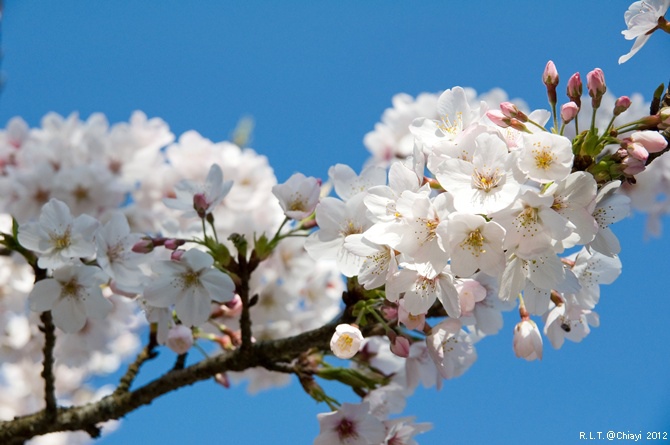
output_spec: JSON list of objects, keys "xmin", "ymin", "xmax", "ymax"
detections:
[
  {"xmin": 51, "ymin": 296, "xmax": 87, "ymax": 333},
  {"xmin": 28, "ymin": 279, "xmax": 62, "ymax": 312}
]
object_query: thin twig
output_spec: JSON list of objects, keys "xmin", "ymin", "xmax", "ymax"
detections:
[
  {"xmin": 115, "ymin": 328, "xmax": 158, "ymax": 393},
  {"xmin": 39, "ymin": 311, "xmax": 57, "ymax": 419}
]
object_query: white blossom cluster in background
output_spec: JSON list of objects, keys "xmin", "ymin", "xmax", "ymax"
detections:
[{"xmin": 0, "ymin": 111, "xmax": 346, "ymax": 443}]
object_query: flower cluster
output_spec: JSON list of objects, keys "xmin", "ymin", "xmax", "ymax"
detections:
[{"xmin": 1, "ymin": 3, "xmax": 669, "ymax": 443}]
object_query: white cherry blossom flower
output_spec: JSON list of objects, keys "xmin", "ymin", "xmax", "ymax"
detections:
[
  {"xmin": 386, "ymin": 265, "xmax": 460, "ymax": 318},
  {"xmin": 513, "ymin": 319, "xmax": 543, "ymax": 361},
  {"xmin": 410, "ymin": 86, "xmax": 485, "ymax": 148},
  {"xmin": 305, "ymin": 194, "xmax": 370, "ymax": 277},
  {"xmin": 543, "ymin": 296, "xmax": 599, "ymax": 349},
  {"xmin": 315, "ymin": 402, "xmax": 386, "ymax": 445},
  {"xmin": 426, "ymin": 318, "xmax": 477, "ymax": 379},
  {"xmin": 143, "ymin": 249, "xmax": 235, "ymax": 327},
  {"xmin": 27, "ymin": 264, "xmax": 111, "ymax": 333},
  {"xmin": 95, "ymin": 212, "xmax": 148, "ymax": 293},
  {"xmin": 343, "ymin": 234, "xmax": 398, "ymax": 290},
  {"xmin": 495, "ymin": 188, "xmax": 572, "ymax": 259},
  {"xmin": 328, "ymin": 163, "xmax": 386, "ymax": 201},
  {"xmin": 18, "ymin": 199, "xmax": 99, "ymax": 270},
  {"xmin": 330, "ymin": 324, "xmax": 364, "ymax": 359},
  {"xmin": 518, "ymin": 132, "xmax": 573, "ymax": 183},
  {"xmin": 434, "ymin": 132, "xmax": 520, "ymax": 215},
  {"xmin": 438, "ymin": 212, "xmax": 506, "ymax": 277},
  {"xmin": 619, "ymin": 0, "xmax": 670, "ymax": 64},
  {"xmin": 163, "ymin": 163, "xmax": 232, "ymax": 219},
  {"xmin": 271, "ymin": 172, "xmax": 320, "ymax": 220},
  {"xmin": 589, "ymin": 181, "xmax": 631, "ymax": 256}
]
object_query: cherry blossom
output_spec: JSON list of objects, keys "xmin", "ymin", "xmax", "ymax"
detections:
[
  {"xmin": 27, "ymin": 264, "xmax": 111, "ymax": 333},
  {"xmin": 619, "ymin": 0, "xmax": 670, "ymax": 63},
  {"xmin": 330, "ymin": 324, "xmax": 364, "ymax": 359},
  {"xmin": 143, "ymin": 249, "xmax": 235, "ymax": 327},
  {"xmin": 17, "ymin": 199, "xmax": 99, "ymax": 270}
]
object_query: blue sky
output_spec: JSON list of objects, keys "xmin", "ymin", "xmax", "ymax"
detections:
[{"xmin": 2, "ymin": 2, "xmax": 669, "ymax": 444}]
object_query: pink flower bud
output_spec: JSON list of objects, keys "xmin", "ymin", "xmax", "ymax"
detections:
[
  {"xmin": 513, "ymin": 319, "xmax": 543, "ymax": 361},
  {"xmin": 560, "ymin": 102, "xmax": 579, "ymax": 124},
  {"xmin": 166, "ymin": 325, "xmax": 193, "ymax": 355},
  {"xmin": 543, "ymin": 61, "xmax": 559, "ymax": 106},
  {"xmin": 381, "ymin": 305, "xmax": 398, "ymax": 321},
  {"xmin": 566, "ymin": 72, "xmax": 583, "ymax": 107},
  {"xmin": 542, "ymin": 60, "xmax": 559, "ymax": 87},
  {"xmin": 131, "ymin": 238, "xmax": 154, "ymax": 254},
  {"xmin": 164, "ymin": 238, "xmax": 185, "ymax": 250},
  {"xmin": 170, "ymin": 249, "xmax": 185, "ymax": 261},
  {"xmin": 630, "ymin": 130, "xmax": 668, "ymax": 153},
  {"xmin": 193, "ymin": 193, "xmax": 209, "ymax": 219},
  {"xmin": 390, "ymin": 336, "xmax": 411, "ymax": 358},
  {"xmin": 486, "ymin": 110, "xmax": 510, "ymax": 127},
  {"xmin": 218, "ymin": 294, "xmax": 243, "ymax": 318},
  {"xmin": 626, "ymin": 142, "xmax": 649, "ymax": 162},
  {"xmin": 500, "ymin": 102, "xmax": 528, "ymax": 121},
  {"xmin": 613, "ymin": 96, "xmax": 632, "ymax": 116},
  {"xmin": 215, "ymin": 372, "xmax": 230, "ymax": 389},
  {"xmin": 623, "ymin": 156, "xmax": 646, "ymax": 175},
  {"xmin": 587, "ymin": 68, "xmax": 606, "ymax": 108}
]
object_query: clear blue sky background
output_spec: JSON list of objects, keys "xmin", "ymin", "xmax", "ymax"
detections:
[{"xmin": 2, "ymin": 2, "xmax": 669, "ymax": 444}]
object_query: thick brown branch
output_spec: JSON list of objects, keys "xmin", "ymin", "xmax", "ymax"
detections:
[{"xmin": 0, "ymin": 312, "xmax": 352, "ymax": 443}]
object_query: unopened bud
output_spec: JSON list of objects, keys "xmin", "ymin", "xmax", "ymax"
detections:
[
  {"xmin": 543, "ymin": 60, "xmax": 559, "ymax": 105},
  {"xmin": 215, "ymin": 372, "xmax": 230, "ymax": 388},
  {"xmin": 561, "ymin": 102, "xmax": 579, "ymax": 124},
  {"xmin": 164, "ymin": 238, "xmax": 185, "ymax": 250},
  {"xmin": 170, "ymin": 249, "xmax": 185, "ymax": 261},
  {"xmin": 193, "ymin": 193, "xmax": 209, "ymax": 218},
  {"xmin": 166, "ymin": 325, "xmax": 193, "ymax": 355},
  {"xmin": 613, "ymin": 96, "xmax": 632, "ymax": 116},
  {"xmin": 131, "ymin": 238, "xmax": 154, "ymax": 254},
  {"xmin": 390, "ymin": 335, "xmax": 411, "ymax": 358},
  {"xmin": 587, "ymin": 68, "xmax": 607, "ymax": 109},
  {"xmin": 567, "ymin": 72, "xmax": 583, "ymax": 108},
  {"xmin": 500, "ymin": 102, "xmax": 528, "ymax": 122},
  {"xmin": 486, "ymin": 110, "xmax": 510, "ymax": 127}
]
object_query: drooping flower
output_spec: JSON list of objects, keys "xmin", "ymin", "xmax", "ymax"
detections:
[
  {"xmin": 619, "ymin": 0, "xmax": 670, "ymax": 64},
  {"xmin": 513, "ymin": 319, "xmax": 543, "ymax": 361}
]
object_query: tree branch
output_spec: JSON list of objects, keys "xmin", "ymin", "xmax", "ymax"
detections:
[
  {"xmin": 38, "ymin": 311, "xmax": 57, "ymax": 420},
  {"xmin": 0, "ymin": 312, "xmax": 351, "ymax": 443}
]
